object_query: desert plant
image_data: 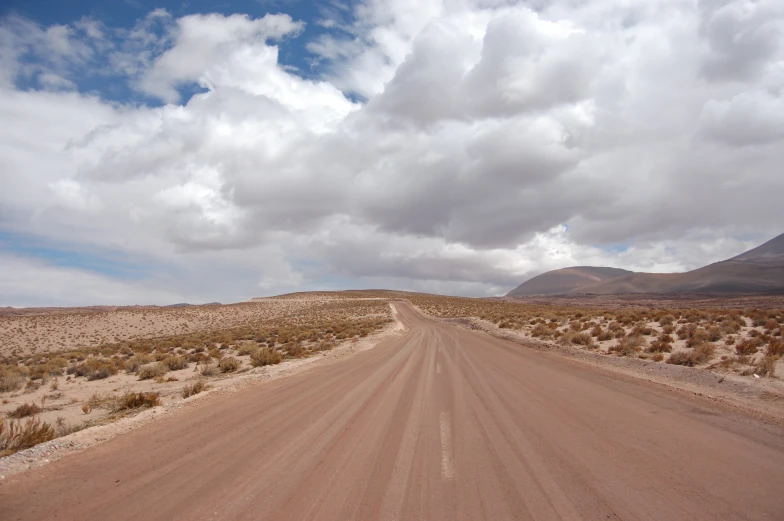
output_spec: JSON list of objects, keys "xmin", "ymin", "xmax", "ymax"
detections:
[
  {"xmin": 199, "ymin": 363, "xmax": 218, "ymax": 377},
  {"xmin": 0, "ymin": 365, "xmax": 27, "ymax": 392},
  {"xmin": 0, "ymin": 418, "xmax": 56, "ymax": 457},
  {"xmin": 610, "ymin": 335, "xmax": 645, "ymax": 357},
  {"xmin": 113, "ymin": 392, "xmax": 161, "ymax": 412},
  {"xmin": 162, "ymin": 355, "xmax": 188, "ymax": 371},
  {"xmin": 8, "ymin": 402, "xmax": 42, "ymax": 418},
  {"xmin": 250, "ymin": 347, "xmax": 283, "ymax": 367},
  {"xmin": 137, "ymin": 362, "xmax": 168, "ymax": 380},
  {"xmin": 667, "ymin": 343, "xmax": 715, "ymax": 366},
  {"xmin": 756, "ymin": 356, "xmax": 778, "ymax": 378},
  {"xmin": 218, "ymin": 357, "xmax": 240, "ymax": 373},
  {"xmin": 182, "ymin": 380, "xmax": 210, "ymax": 398},
  {"xmin": 123, "ymin": 354, "xmax": 155, "ymax": 374},
  {"xmin": 735, "ymin": 339, "xmax": 759, "ymax": 356},
  {"xmin": 767, "ymin": 339, "xmax": 784, "ymax": 357}
]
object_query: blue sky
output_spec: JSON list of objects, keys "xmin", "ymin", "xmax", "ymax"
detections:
[{"xmin": 1, "ymin": 0, "xmax": 351, "ymax": 104}]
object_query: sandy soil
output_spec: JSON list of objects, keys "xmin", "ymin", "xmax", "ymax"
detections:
[
  {"xmin": 2, "ymin": 303, "xmax": 783, "ymax": 520},
  {"xmin": 0, "ymin": 300, "xmax": 329, "ymax": 356},
  {"xmin": 0, "ymin": 307, "xmax": 406, "ymax": 479}
]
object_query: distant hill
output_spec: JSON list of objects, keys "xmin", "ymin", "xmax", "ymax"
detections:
[
  {"xmin": 507, "ymin": 267, "xmax": 633, "ymax": 296},
  {"xmin": 507, "ymin": 233, "xmax": 784, "ymax": 296}
]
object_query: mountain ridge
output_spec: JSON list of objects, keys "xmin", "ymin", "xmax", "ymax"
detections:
[{"xmin": 507, "ymin": 233, "xmax": 784, "ymax": 297}]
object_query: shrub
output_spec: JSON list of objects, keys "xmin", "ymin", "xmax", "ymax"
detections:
[
  {"xmin": 767, "ymin": 339, "xmax": 784, "ymax": 357},
  {"xmin": 162, "ymin": 355, "xmax": 188, "ymax": 371},
  {"xmin": 651, "ymin": 353, "xmax": 665, "ymax": 362},
  {"xmin": 647, "ymin": 341, "xmax": 673, "ymax": 353},
  {"xmin": 199, "ymin": 363, "xmax": 218, "ymax": 377},
  {"xmin": 69, "ymin": 358, "xmax": 118, "ymax": 381},
  {"xmin": 124, "ymin": 354, "xmax": 155, "ymax": 374},
  {"xmin": 237, "ymin": 344, "xmax": 258, "ymax": 356},
  {"xmin": 756, "ymin": 356, "xmax": 778, "ymax": 378},
  {"xmin": 610, "ymin": 335, "xmax": 645, "ymax": 357},
  {"xmin": 735, "ymin": 339, "xmax": 759, "ymax": 356},
  {"xmin": 687, "ymin": 329, "xmax": 710, "ymax": 347},
  {"xmin": 218, "ymin": 357, "xmax": 240, "ymax": 373},
  {"xmin": 113, "ymin": 392, "xmax": 161, "ymax": 412},
  {"xmin": 667, "ymin": 343, "xmax": 715, "ymax": 366},
  {"xmin": 597, "ymin": 330, "xmax": 613, "ymax": 341},
  {"xmin": 137, "ymin": 362, "xmax": 168, "ymax": 380},
  {"xmin": 0, "ymin": 365, "xmax": 27, "ymax": 392},
  {"xmin": 8, "ymin": 402, "xmax": 42, "ymax": 418},
  {"xmin": 29, "ymin": 362, "xmax": 64, "ymax": 380},
  {"xmin": 0, "ymin": 418, "xmax": 56, "ymax": 457},
  {"xmin": 285, "ymin": 343, "xmax": 306, "ymax": 358},
  {"xmin": 530, "ymin": 323, "xmax": 555, "ymax": 338},
  {"xmin": 182, "ymin": 380, "xmax": 210, "ymax": 398},
  {"xmin": 250, "ymin": 347, "xmax": 283, "ymax": 367}
]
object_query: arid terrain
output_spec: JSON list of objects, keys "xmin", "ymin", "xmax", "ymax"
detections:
[
  {"xmin": 0, "ymin": 295, "xmax": 393, "ymax": 458},
  {"xmin": 1, "ymin": 291, "xmax": 784, "ymax": 520}
]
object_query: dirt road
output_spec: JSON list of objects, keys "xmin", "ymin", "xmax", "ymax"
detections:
[{"xmin": 2, "ymin": 304, "xmax": 784, "ymax": 520}]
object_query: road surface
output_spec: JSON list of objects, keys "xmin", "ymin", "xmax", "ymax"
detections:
[{"xmin": 2, "ymin": 303, "xmax": 784, "ymax": 520}]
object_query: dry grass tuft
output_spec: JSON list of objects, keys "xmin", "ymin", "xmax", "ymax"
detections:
[
  {"xmin": 113, "ymin": 391, "xmax": 161, "ymax": 412},
  {"xmin": 137, "ymin": 362, "xmax": 168, "ymax": 380},
  {"xmin": 667, "ymin": 343, "xmax": 716, "ymax": 367},
  {"xmin": 218, "ymin": 357, "xmax": 240, "ymax": 373},
  {"xmin": 8, "ymin": 402, "xmax": 42, "ymax": 418},
  {"xmin": 182, "ymin": 380, "xmax": 210, "ymax": 398},
  {"xmin": 0, "ymin": 417, "xmax": 56, "ymax": 457},
  {"xmin": 251, "ymin": 347, "xmax": 283, "ymax": 367}
]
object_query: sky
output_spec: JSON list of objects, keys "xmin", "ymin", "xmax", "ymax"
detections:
[{"xmin": 0, "ymin": 0, "xmax": 783, "ymax": 306}]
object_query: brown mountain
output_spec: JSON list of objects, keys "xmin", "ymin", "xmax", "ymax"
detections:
[
  {"xmin": 507, "ymin": 267, "xmax": 634, "ymax": 296},
  {"xmin": 507, "ymin": 233, "xmax": 784, "ymax": 296}
]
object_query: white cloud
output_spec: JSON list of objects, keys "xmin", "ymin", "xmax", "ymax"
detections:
[{"xmin": 0, "ymin": 2, "xmax": 783, "ymax": 305}]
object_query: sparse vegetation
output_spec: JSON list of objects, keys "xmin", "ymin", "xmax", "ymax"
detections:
[
  {"xmin": 182, "ymin": 380, "xmax": 210, "ymax": 398},
  {"xmin": 251, "ymin": 347, "xmax": 283, "ymax": 367},
  {"xmin": 8, "ymin": 402, "xmax": 42, "ymax": 418},
  {"xmin": 219, "ymin": 357, "xmax": 240, "ymax": 373},
  {"xmin": 0, "ymin": 418, "xmax": 56, "ymax": 457}
]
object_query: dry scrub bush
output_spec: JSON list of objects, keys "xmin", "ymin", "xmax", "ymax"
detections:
[
  {"xmin": 767, "ymin": 339, "xmax": 784, "ymax": 357},
  {"xmin": 236, "ymin": 344, "xmax": 258, "ymax": 356},
  {"xmin": 68, "ymin": 358, "xmax": 118, "ymax": 381},
  {"xmin": 113, "ymin": 391, "xmax": 161, "ymax": 412},
  {"xmin": 0, "ymin": 418, "xmax": 55, "ymax": 457},
  {"xmin": 0, "ymin": 365, "xmax": 27, "ymax": 392},
  {"xmin": 560, "ymin": 332, "xmax": 596, "ymax": 349},
  {"xmin": 8, "ymin": 402, "xmax": 42, "ymax": 418},
  {"xmin": 218, "ymin": 357, "xmax": 240, "ymax": 373},
  {"xmin": 735, "ymin": 339, "xmax": 759, "ymax": 356},
  {"xmin": 199, "ymin": 363, "xmax": 218, "ymax": 377},
  {"xmin": 251, "ymin": 347, "xmax": 283, "ymax": 367},
  {"xmin": 667, "ymin": 343, "xmax": 716, "ymax": 367},
  {"xmin": 162, "ymin": 355, "xmax": 188, "ymax": 371},
  {"xmin": 610, "ymin": 335, "xmax": 646, "ymax": 357},
  {"xmin": 137, "ymin": 362, "xmax": 168, "ymax": 380},
  {"xmin": 182, "ymin": 380, "xmax": 210, "ymax": 398},
  {"xmin": 756, "ymin": 356, "xmax": 778, "ymax": 378},
  {"xmin": 124, "ymin": 354, "xmax": 155, "ymax": 374}
]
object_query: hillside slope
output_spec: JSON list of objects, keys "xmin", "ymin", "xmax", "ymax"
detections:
[
  {"xmin": 507, "ymin": 233, "xmax": 784, "ymax": 296},
  {"xmin": 507, "ymin": 267, "xmax": 633, "ymax": 296}
]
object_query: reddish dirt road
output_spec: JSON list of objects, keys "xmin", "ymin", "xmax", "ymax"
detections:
[{"xmin": 2, "ymin": 304, "xmax": 784, "ymax": 520}]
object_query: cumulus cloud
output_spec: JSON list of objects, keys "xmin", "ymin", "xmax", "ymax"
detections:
[{"xmin": 0, "ymin": 0, "xmax": 783, "ymax": 305}]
